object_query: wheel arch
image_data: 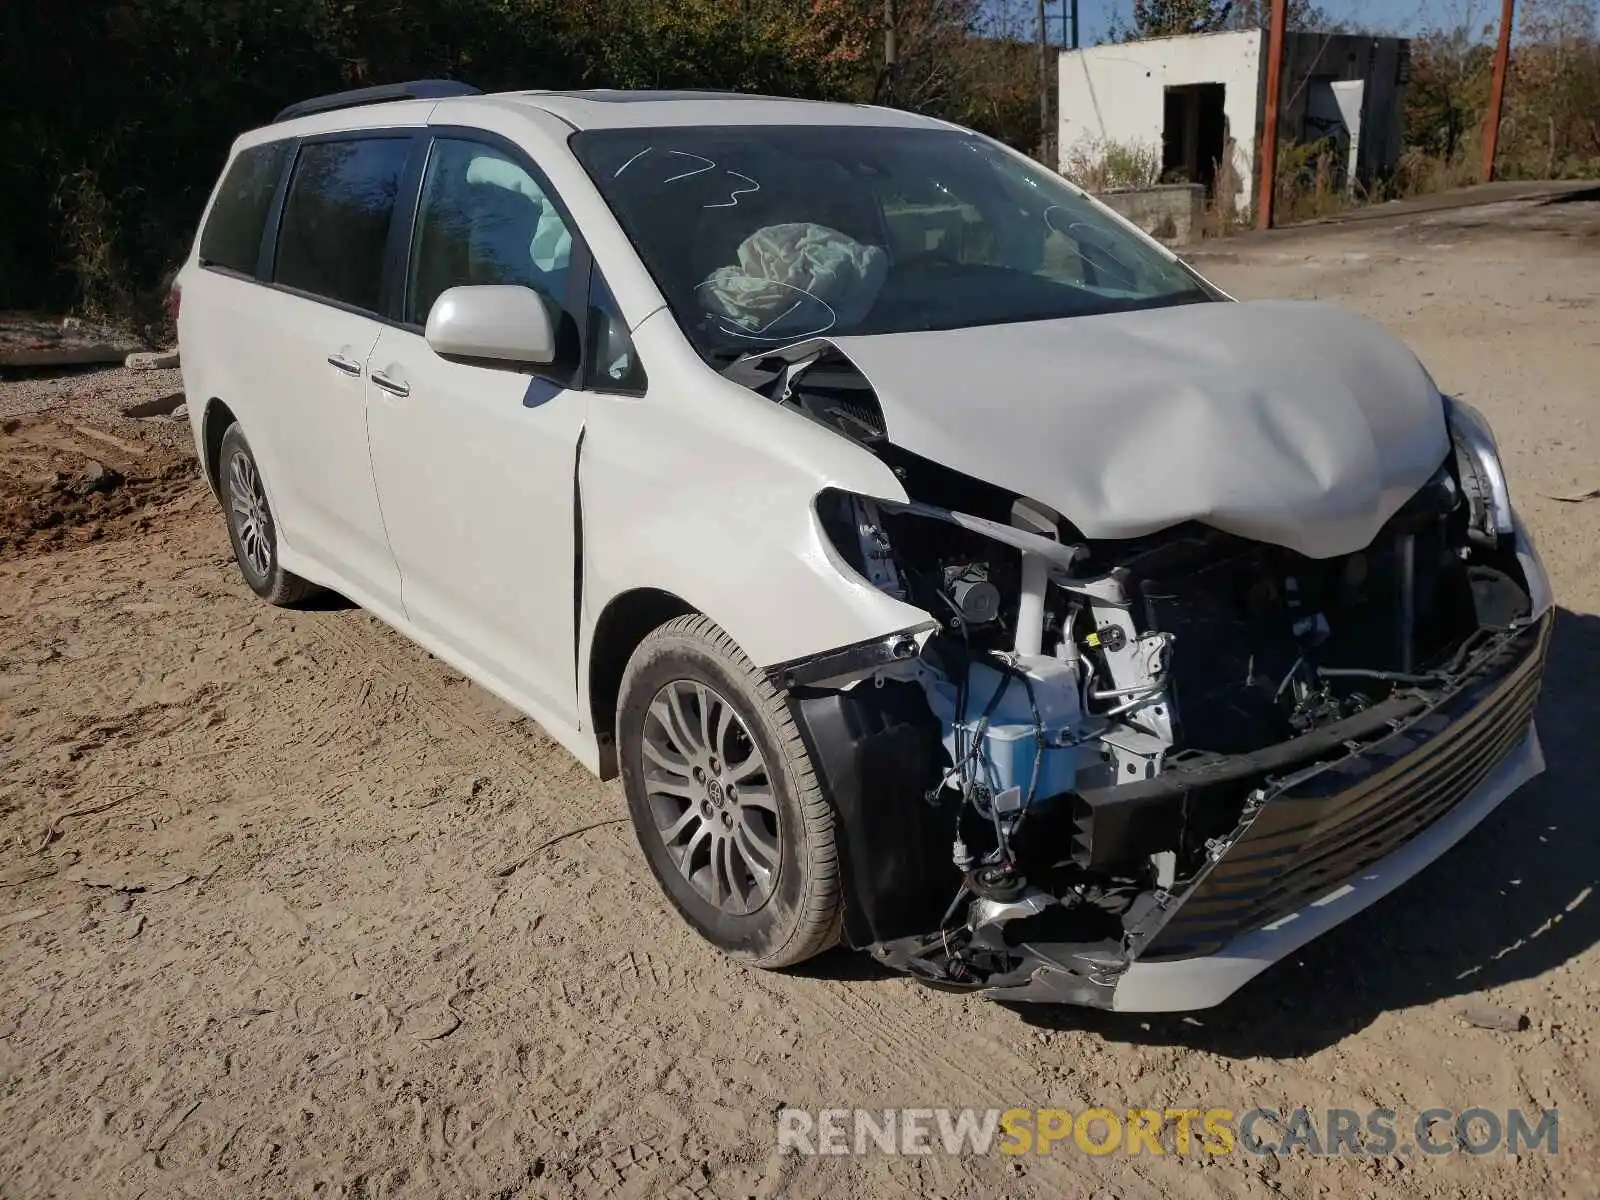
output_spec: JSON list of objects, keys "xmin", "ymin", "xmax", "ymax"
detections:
[
  {"xmin": 201, "ymin": 397, "xmax": 237, "ymax": 498},
  {"xmin": 587, "ymin": 586, "xmax": 697, "ymax": 779}
]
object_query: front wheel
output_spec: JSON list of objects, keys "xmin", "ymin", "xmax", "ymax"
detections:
[{"xmin": 617, "ymin": 614, "xmax": 842, "ymax": 967}]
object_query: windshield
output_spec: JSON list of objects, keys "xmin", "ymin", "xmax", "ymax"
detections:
[{"xmin": 571, "ymin": 125, "xmax": 1215, "ymax": 361}]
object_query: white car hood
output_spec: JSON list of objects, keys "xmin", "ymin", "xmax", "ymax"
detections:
[{"xmin": 828, "ymin": 299, "xmax": 1450, "ymax": 559}]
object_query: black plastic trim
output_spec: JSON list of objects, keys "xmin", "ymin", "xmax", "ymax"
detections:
[
  {"xmin": 582, "ymin": 263, "xmax": 650, "ymax": 396},
  {"xmin": 1131, "ymin": 613, "xmax": 1551, "ymax": 962},
  {"xmin": 791, "ymin": 678, "xmax": 952, "ymax": 946},
  {"xmin": 1070, "ymin": 691, "xmax": 1428, "ymax": 871},
  {"xmin": 381, "ymin": 134, "xmax": 432, "ymax": 324},
  {"xmin": 572, "ymin": 425, "xmax": 587, "ymax": 703},
  {"xmin": 254, "ymin": 136, "xmax": 299, "ymax": 282},
  {"xmin": 273, "ymin": 80, "xmax": 481, "ymax": 124},
  {"xmin": 766, "ymin": 625, "xmax": 935, "ymax": 691},
  {"xmin": 200, "ymin": 264, "xmax": 264, "ymax": 286}
]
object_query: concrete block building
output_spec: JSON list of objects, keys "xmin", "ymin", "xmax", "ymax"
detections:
[{"xmin": 1058, "ymin": 29, "xmax": 1410, "ymax": 219}]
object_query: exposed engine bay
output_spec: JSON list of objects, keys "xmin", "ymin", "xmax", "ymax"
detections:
[{"xmin": 731, "ymin": 335, "xmax": 1547, "ymax": 1006}]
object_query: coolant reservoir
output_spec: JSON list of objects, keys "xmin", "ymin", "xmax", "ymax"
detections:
[{"xmin": 922, "ymin": 656, "xmax": 1084, "ymax": 806}]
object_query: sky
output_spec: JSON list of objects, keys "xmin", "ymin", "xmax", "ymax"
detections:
[{"xmin": 1037, "ymin": 0, "xmax": 1494, "ymax": 45}]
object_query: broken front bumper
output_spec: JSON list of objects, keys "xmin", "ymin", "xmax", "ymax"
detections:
[{"xmin": 982, "ymin": 612, "xmax": 1553, "ymax": 1011}]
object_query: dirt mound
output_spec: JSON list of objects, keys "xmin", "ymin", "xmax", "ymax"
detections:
[
  {"xmin": 0, "ymin": 313, "xmax": 140, "ymax": 370},
  {"xmin": 0, "ymin": 415, "xmax": 198, "ymax": 559}
]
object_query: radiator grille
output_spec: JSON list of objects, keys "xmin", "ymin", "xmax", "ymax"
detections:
[{"xmin": 1136, "ymin": 616, "xmax": 1551, "ymax": 961}]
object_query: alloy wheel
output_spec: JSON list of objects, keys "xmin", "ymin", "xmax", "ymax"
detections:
[
  {"xmin": 640, "ymin": 679, "xmax": 781, "ymax": 915},
  {"xmin": 227, "ymin": 450, "xmax": 272, "ymax": 579}
]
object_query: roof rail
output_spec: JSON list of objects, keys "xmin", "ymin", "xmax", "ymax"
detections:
[{"xmin": 273, "ymin": 79, "xmax": 481, "ymax": 124}]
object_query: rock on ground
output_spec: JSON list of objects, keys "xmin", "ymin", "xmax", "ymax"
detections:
[{"xmin": 125, "ymin": 349, "xmax": 180, "ymax": 371}]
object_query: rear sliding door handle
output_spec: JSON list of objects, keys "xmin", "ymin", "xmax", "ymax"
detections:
[
  {"xmin": 370, "ymin": 371, "xmax": 411, "ymax": 398},
  {"xmin": 326, "ymin": 353, "xmax": 364, "ymax": 377}
]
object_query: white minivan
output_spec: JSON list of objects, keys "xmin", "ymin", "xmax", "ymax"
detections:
[{"xmin": 179, "ymin": 80, "xmax": 1552, "ymax": 1011}]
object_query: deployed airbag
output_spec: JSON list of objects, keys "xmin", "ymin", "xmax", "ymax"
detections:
[{"xmin": 700, "ymin": 223, "xmax": 887, "ymax": 341}]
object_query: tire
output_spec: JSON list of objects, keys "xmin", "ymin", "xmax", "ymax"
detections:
[
  {"xmin": 618, "ymin": 614, "xmax": 842, "ymax": 967},
  {"xmin": 217, "ymin": 422, "xmax": 320, "ymax": 606}
]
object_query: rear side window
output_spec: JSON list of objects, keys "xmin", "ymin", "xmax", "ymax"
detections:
[
  {"xmin": 274, "ymin": 137, "xmax": 411, "ymax": 312},
  {"xmin": 198, "ymin": 142, "xmax": 289, "ymax": 276}
]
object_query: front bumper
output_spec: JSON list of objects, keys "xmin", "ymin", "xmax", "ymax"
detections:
[
  {"xmin": 982, "ymin": 610, "xmax": 1553, "ymax": 1010},
  {"xmin": 985, "ymin": 724, "xmax": 1544, "ymax": 1009},
  {"xmin": 1107, "ymin": 725, "xmax": 1544, "ymax": 1011}
]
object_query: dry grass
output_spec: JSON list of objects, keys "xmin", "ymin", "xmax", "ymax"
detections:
[
  {"xmin": 1191, "ymin": 139, "xmax": 1498, "ymax": 239},
  {"xmin": 1201, "ymin": 144, "xmax": 1246, "ymax": 238},
  {"xmin": 1063, "ymin": 137, "xmax": 1163, "ymax": 193}
]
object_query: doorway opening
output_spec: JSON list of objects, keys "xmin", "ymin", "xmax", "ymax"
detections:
[{"xmin": 1162, "ymin": 83, "xmax": 1227, "ymax": 195}]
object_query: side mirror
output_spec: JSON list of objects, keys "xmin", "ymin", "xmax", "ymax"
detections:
[{"xmin": 424, "ymin": 284, "xmax": 556, "ymax": 367}]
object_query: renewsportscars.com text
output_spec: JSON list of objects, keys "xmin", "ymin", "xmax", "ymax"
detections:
[{"xmin": 776, "ymin": 1106, "xmax": 1559, "ymax": 1158}]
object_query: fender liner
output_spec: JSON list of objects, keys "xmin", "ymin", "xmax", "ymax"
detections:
[{"xmin": 789, "ymin": 679, "xmax": 956, "ymax": 947}]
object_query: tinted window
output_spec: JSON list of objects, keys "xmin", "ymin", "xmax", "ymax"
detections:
[
  {"xmin": 198, "ymin": 142, "xmax": 289, "ymax": 275},
  {"xmin": 586, "ymin": 270, "xmax": 646, "ymax": 394},
  {"xmin": 275, "ymin": 137, "xmax": 411, "ymax": 311},
  {"xmin": 406, "ymin": 139, "xmax": 574, "ymax": 326}
]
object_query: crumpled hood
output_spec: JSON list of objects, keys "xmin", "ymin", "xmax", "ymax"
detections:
[{"xmin": 829, "ymin": 299, "xmax": 1451, "ymax": 559}]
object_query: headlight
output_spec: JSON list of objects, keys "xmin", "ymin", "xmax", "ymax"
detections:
[{"xmin": 1445, "ymin": 397, "xmax": 1515, "ymax": 544}]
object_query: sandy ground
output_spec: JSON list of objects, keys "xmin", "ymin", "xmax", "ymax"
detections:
[{"xmin": 2, "ymin": 194, "xmax": 1599, "ymax": 1200}]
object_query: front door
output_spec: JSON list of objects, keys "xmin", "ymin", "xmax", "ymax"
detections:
[{"xmin": 365, "ymin": 136, "xmax": 587, "ymax": 720}]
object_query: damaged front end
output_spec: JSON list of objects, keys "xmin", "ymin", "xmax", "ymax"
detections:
[{"xmin": 743, "ymin": 336, "xmax": 1551, "ymax": 1011}]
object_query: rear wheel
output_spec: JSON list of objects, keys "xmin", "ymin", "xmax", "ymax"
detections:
[
  {"xmin": 618, "ymin": 614, "xmax": 841, "ymax": 967},
  {"xmin": 218, "ymin": 422, "xmax": 319, "ymax": 606}
]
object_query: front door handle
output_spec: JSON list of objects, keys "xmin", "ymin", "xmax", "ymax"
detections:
[
  {"xmin": 327, "ymin": 353, "xmax": 364, "ymax": 377},
  {"xmin": 370, "ymin": 370, "xmax": 410, "ymax": 398}
]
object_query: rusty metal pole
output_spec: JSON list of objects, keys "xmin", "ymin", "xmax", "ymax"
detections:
[
  {"xmin": 1038, "ymin": 0, "xmax": 1050, "ymax": 164},
  {"xmin": 1256, "ymin": 0, "xmax": 1289, "ymax": 230},
  {"xmin": 1482, "ymin": 0, "xmax": 1516, "ymax": 182},
  {"xmin": 882, "ymin": 0, "xmax": 896, "ymax": 105}
]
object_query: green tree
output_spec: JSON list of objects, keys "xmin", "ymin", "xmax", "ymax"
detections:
[
  {"xmin": 1405, "ymin": 23, "xmax": 1495, "ymax": 164},
  {"xmin": 1128, "ymin": 0, "xmax": 1232, "ymax": 38},
  {"xmin": 1504, "ymin": 0, "xmax": 1600, "ymax": 176},
  {"xmin": 1222, "ymin": 0, "xmax": 1347, "ymax": 31}
]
